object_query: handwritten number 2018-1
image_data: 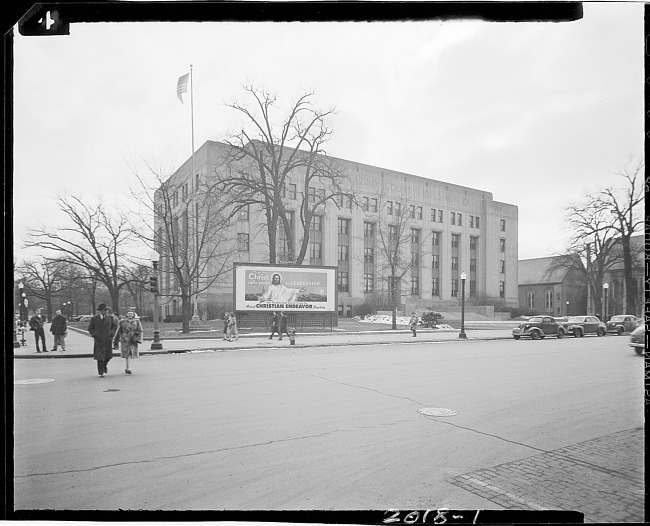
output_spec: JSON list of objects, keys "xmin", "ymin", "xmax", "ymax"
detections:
[{"xmin": 383, "ymin": 508, "xmax": 481, "ymax": 524}]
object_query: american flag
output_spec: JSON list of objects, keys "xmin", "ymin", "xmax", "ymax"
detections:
[{"xmin": 177, "ymin": 73, "xmax": 189, "ymax": 102}]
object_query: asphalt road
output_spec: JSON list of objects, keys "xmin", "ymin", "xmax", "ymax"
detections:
[{"xmin": 12, "ymin": 335, "xmax": 644, "ymax": 520}]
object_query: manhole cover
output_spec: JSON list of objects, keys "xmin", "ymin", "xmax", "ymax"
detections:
[
  {"xmin": 104, "ymin": 389, "xmax": 121, "ymax": 392},
  {"xmin": 14, "ymin": 379, "xmax": 55, "ymax": 385},
  {"xmin": 418, "ymin": 407, "xmax": 458, "ymax": 417}
]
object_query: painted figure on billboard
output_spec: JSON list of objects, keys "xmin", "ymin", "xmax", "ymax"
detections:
[{"xmin": 261, "ymin": 273, "xmax": 306, "ymax": 302}]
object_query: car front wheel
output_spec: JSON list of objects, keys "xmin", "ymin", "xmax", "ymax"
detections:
[
  {"xmin": 557, "ymin": 329, "xmax": 566, "ymax": 339},
  {"xmin": 617, "ymin": 327, "xmax": 624, "ymax": 336},
  {"xmin": 573, "ymin": 328, "xmax": 582, "ymax": 338},
  {"xmin": 513, "ymin": 335, "xmax": 520, "ymax": 340},
  {"xmin": 531, "ymin": 331, "xmax": 541, "ymax": 340}
]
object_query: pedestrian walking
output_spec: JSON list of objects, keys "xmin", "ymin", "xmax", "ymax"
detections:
[
  {"xmin": 28, "ymin": 309, "xmax": 48, "ymax": 353},
  {"xmin": 278, "ymin": 311, "xmax": 290, "ymax": 340},
  {"xmin": 113, "ymin": 309, "xmax": 143, "ymax": 374},
  {"xmin": 223, "ymin": 312, "xmax": 230, "ymax": 340},
  {"xmin": 88, "ymin": 303, "xmax": 118, "ymax": 378},
  {"xmin": 226, "ymin": 312, "xmax": 239, "ymax": 341},
  {"xmin": 50, "ymin": 309, "xmax": 67, "ymax": 351},
  {"xmin": 409, "ymin": 312, "xmax": 419, "ymax": 337},
  {"xmin": 269, "ymin": 311, "xmax": 280, "ymax": 339}
]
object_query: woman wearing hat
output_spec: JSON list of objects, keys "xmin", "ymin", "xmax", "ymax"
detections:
[
  {"xmin": 88, "ymin": 303, "xmax": 118, "ymax": 377},
  {"xmin": 113, "ymin": 309, "xmax": 143, "ymax": 374}
]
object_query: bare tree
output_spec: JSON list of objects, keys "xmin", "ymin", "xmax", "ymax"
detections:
[
  {"xmin": 595, "ymin": 161, "xmax": 644, "ymax": 314},
  {"xmin": 16, "ymin": 259, "xmax": 67, "ymax": 320},
  {"xmin": 217, "ymin": 85, "xmax": 355, "ymax": 265},
  {"xmin": 129, "ymin": 161, "xmax": 237, "ymax": 333},
  {"xmin": 23, "ymin": 195, "xmax": 135, "ymax": 315},
  {"xmin": 550, "ymin": 197, "xmax": 624, "ymax": 317},
  {"xmin": 371, "ymin": 196, "xmax": 429, "ymax": 329}
]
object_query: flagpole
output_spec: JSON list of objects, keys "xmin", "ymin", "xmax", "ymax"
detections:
[{"xmin": 189, "ymin": 64, "xmax": 200, "ymax": 323}]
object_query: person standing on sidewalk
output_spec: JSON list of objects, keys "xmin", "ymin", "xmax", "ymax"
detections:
[
  {"xmin": 88, "ymin": 303, "xmax": 118, "ymax": 378},
  {"xmin": 29, "ymin": 309, "xmax": 48, "ymax": 353},
  {"xmin": 226, "ymin": 311, "xmax": 239, "ymax": 341},
  {"xmin": 50, "ymin": 309, "xmax": 67, "ymax": 351},
  {"xmin": 409, "ymin": 312, "xmax": 419, "ymax": 337},
  {"xmin": 222, "ymin": 312, "xmax": 230, "ymax": 340},
  {"xmin": 269, "ymin": 311, "xmax": 280, "ymax": 339},
  {"xmin": 113, "ymin": 309, "xmax": 143, "ymax": 374},
  {"xmin": 278, "ymin": 311, "xmax": 290, "ymax": 340}
]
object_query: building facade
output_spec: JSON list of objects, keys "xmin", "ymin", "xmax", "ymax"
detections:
[
  {"xmin": 518, "ymin": 256, "xmax": 587, "ymax": 317},
  {"xmin": 155, "ymin": 140, "xmax": 519, "ymax": 319},
  {"xmin": 599, "ymin": 234, "xmax": 644, "ymax": 318}
]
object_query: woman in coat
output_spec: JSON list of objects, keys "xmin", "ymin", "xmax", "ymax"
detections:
[
  {"xmin": 88, "ymin": 303, "xmax": 118, "ymax": 377},
  {"xmin": 113, "ymin": 309, "xmax": 143, "ymax": 374}
]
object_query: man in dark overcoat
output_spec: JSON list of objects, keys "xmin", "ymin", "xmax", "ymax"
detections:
[{"xmin": 88, "ymin": 303, "xmax": 118, "ymax": 377}]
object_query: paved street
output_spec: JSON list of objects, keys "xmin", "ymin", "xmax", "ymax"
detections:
[{"xmin": 12, "ymin": 330, "xmax": 644, "ymax": 522}]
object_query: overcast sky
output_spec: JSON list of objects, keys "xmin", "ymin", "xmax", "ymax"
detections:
[{"xmin": 12, "ymin": 2, "xmax": 644, "ymax": 265}]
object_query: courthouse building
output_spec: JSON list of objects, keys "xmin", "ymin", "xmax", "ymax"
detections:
[{"xmin": 155, "ymin": 140, "xmax": 519, "ymax": 319}]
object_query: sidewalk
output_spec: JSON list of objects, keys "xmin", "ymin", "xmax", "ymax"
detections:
[{"xmin": 13, "ymin": 323, "xmax": 514, "ymax": 358}]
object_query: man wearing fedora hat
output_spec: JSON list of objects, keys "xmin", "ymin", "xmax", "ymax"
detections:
[{"xmin": 88, "ymin": 303, "xmax": 118, "ymax": 377}]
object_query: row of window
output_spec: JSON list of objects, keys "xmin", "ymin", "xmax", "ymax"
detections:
[{"xmin": 526, "ymin": 290, "xmax": 556, "ymax": 311}]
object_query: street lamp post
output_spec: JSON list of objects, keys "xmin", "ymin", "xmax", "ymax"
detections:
[
  {"xmin": 603, "ymin": 282, "xmax": 609, "ymax": 322},
  {"xmin": 20, "ymin": 284, "xmax": 28, "ymax": 346},
  {"xmin": 459, "ymin": 271, "xmax": 467, "ymax": 339},
  {"xmin": 566, "ymin": 301, "xmax": 570, "ymax": 316},
  {"xmin": 150, "ymin": 251, "xmax": 163, "ymax": 350}
]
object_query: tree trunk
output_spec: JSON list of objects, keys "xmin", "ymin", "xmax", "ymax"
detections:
[
  {"xmin": 181, "ymin": 293, "xmax": 192, "ymax": 333},
  {"xmin": 621, "ymin": 237, "xmax": 637, "ymax": 314}
]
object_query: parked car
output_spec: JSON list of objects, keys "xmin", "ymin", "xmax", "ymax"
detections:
[
  {"xmin": 629, "ymin": 325, "xmax": 645, "ymax": 355},
  {"xmin": 561, "ymin": 315, "xmax": 607, "ymax": 338},
  {"xmin": 512, "ymin": 316, "xmax": 567, "ymax": 340},
  {"xmin": 77, "ymin": 315, "xmax": 93, "ymax": 322},
  {"xmin": 606, "ymin": 315, "xmax": 639, "ymax": 335}
]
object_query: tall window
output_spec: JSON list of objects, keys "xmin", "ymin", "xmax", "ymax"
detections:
[
  {"xmin": 499, "ymin": 238, "xmax": 506, "ymax": 252},
  {"xmin": 527, "ymin": 290, "xmax": 535, "ymax": 309},
  {"xmin": 431, "ymin": 208, "xmax": 437, "ymax": 222},
  {"xmin": 438, "ymin": 210, "xmax": 443, "ymax": 222},
  {"xmin": 364, "ymin": 221, "xmax": 375, "ymax": 238},
  {"xmin": 451, "ymin": 279, "xmax": 459, "ymax": 297},
  {"xmin": 432, "ymin": 277, "xmax": 439, "ymax": 296},
  {"xmin": 338, "ymin": 245, "xmax": 349, "ymax": 261},
  {"xmin": 432, "ymin": 231, "xmax": 440, "ymax": 246},
  {"xmin": 416, "ymin": 206, "xmax": 423, "ymax": 220},
  {"xmin": 451, "ymin": 212, "xmax": 456, "ymax": 225},
  {"xmin": 499, "ymin": 260, "xmax": 506, "ymax": 274},
  {"xmin": 411, "ymin": 228, "xmax": 420, "ymax": 244},
  {"xmin": 364, "ymin": 273, "xmax": 374, "ymax": 293},
  {"xmin": 457, "ymin": 213, "xmax": 462, "ymax": 226},
  {"xmin": 411, "ymin": 276, "xmax": 420, "ymax": 295},
  {"xmin": 388, "ymin": 225, "xmax": 398, "ymax": 241},
  {"xmin": 288, "ymin": 183, "xmax": 297, "ymax": 200},
  {"xmin": 239, "ymin": 205, "xmax": 249, "ymax": 221},
  {"xmin": 362, "ymin": 196, "xmax": 369, "ymax": 211},
  {"xmin": 500, "ymin": 219, "xmax": 506, "ymax": 231},
  {"xmin": 432, "ymin": 254, "xmax": 439, "ymax": 269},
  {"xmin": 470, "ymin": 258, "xmax": 476, "ymax": 272},
  {"xmin": 237, "ymin": 233, "xmax": 249, "ymax": 252},
  {"xmin": 387, "ymin": 201, "xmax": 393, "ymax": 215},
  {"xmin": 311, "ymin": 215, "xmax": 322, "ymax": 233},
  {"xmin": 545, "ymin": 289, "xmax": 553, "ymax": 311},
  {"xmin": 338, "ymin": 218, "xmax": 350, "ymax": 235},
  {"xmin": 500, "ymin": 281, "xmax": 505, "ymax": 298},
  {"xmin": 451, "ymin": 257, "xmax": 458, "ymax": 270},
  {"xmin": 409, "ymin": 205, "xmax": 415, "ymax": 218},
  {"xmin": 470, "ymin": 236, "xmax": 478, "ymax": 251},
  {"xmin": 338, "ymin": 271, "xmax": 349, "ymax": 292},
  {"xmin": 364, "ymin": 247, "xmax": 374, "ymax": 263},
  {"xmin": 371, "ymin": 198, "xmax": 378, "ymax": 212},
  {"xmin": 451, "ymin": 234, "xmax": 460, "ymax": 248}
]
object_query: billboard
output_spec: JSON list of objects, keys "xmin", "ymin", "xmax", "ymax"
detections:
[{"xmin": 234, "ymin": 263, "xmax": 337, "ymax": 313}]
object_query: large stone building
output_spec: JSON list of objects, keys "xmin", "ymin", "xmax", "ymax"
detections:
[{"xmin": 155, "ymin": 140, "xmax": 519, "ymax": 319}]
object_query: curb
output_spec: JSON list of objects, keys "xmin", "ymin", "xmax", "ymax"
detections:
[{"xmin": 13, "ymin": 333, "xmax": 514, "ymax": 359}]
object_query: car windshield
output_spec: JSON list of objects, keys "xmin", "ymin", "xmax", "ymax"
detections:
[
  {"xmin": 528, "ymin": 317, "xmax": 544, "ymax": 323},
  {"xmin": 610, "ymin": 315, "xmax": 627, "ymax": 322},
  {"xmin": 568, "ymin": 317, "xmax": 585, "ymax": 323}
]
